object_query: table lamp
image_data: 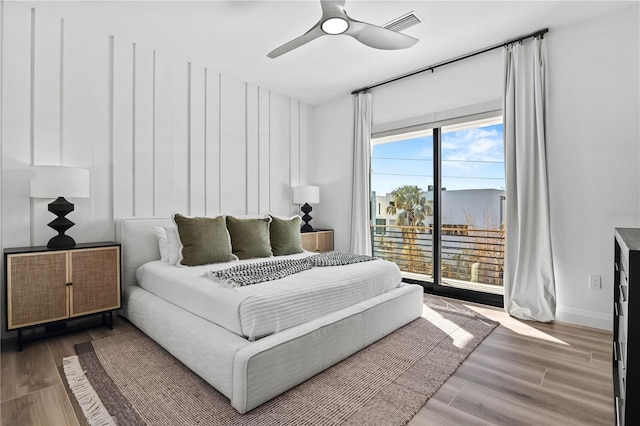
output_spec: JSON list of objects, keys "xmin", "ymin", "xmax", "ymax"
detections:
[
  {"xmin": 30, "ymin": 166, "xmax": 90, "ymax": 248},
  {"xmin": 293, "ymin": 185, "xmax": 320, "ymax": 232}
]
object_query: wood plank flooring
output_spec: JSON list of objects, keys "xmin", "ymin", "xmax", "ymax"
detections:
[
  {"xmin": 410, "ymin": 297, "xmax": 614, "ymax": 426},
  {"xmin": 1, "ymin": 296, "xmax": 613, "ymax": 426},
  {"xmin": 1, "ymin": 318, "xmax": 134, "ymax": 426}
]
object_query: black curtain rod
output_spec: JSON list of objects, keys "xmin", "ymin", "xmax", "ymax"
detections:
[{"xmin": 351, "ymin": 28, "xmax": 548, "ymax": 95}]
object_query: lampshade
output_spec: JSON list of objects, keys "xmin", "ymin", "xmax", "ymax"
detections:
[
  {"xmin": 293, "ymin": 185, "xmax": 320, "ymax": 204},
  {"xmin": 30, "ymin": 166, "xmax": 90, "ymax": 199}
]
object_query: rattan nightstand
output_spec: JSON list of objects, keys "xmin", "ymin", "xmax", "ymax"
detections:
[
  {"xmin": 4, "ymin": 242, "xmax": 121, "ymax": 350},
  {"xmin": 300, "ymin": 230, "xmax": 333, "ymax": 253}
]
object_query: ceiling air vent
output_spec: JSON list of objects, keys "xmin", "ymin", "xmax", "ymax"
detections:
[{"xmin": 383, "ymin": 11, "xmax": 423, "ymax": 33}]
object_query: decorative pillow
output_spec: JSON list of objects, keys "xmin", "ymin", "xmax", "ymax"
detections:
[
  {"xmin": 172, "ymin": 214, "xmax": 236, "ymax": 266},
  {"xmin": 225, "ymin": 216, "xmax": 273, "ymax": 260},
  {"xmin": 269, "ymin": 214, "xmax": 303, "ymax": 256}
]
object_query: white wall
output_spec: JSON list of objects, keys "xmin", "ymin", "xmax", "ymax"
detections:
[
  {"xmin": 312, "ymin": 5, "xmax": 640, "ymax": 330},
  {"xmin": 0, "ymin": 2, "xmax": 312, "ymax": 336},
  {"xmin": 312, "ymin": 95, "xmax": 354, "ymax": 252},
  {"xmin": 371, "ymin": 49, "xmax": 502, "ymax": 131},
  {"xmin": 546, "ymin": 6, "xmax": 640, "ymax": 329}
]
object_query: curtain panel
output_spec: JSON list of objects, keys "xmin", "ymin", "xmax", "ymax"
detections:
[
  {"xmin": 503, "ymin": 37, "xmax": 556, "ymax": 322},
  {"xmin": 350, "ymin": 92, "xmax": 373, "ymax": 255}
]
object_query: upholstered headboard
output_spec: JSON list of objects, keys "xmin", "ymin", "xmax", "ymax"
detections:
[{"xmin": 117, "ymin": 218, "xmax": 173, "ymax": 289}]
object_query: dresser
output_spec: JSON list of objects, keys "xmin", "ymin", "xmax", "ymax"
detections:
[
  {"xmin": 4, "ymin": 242, "xmax": 121, "ymax": 350},
  {"xmin": 614, "ymin": 228, "xmax": 640, "ymax": 426},
  {"xmin": 300, "ymin": 230, "xmax": 334, "ymax": 253}
]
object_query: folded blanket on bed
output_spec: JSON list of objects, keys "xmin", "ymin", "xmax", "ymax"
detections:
[
  {"xmin": 208, "ymin": 251, "xmax": 377, "ymax": 287},
  {"xmin": 207, "ymin": 258, "xmax": 312, "ymax": 287}
]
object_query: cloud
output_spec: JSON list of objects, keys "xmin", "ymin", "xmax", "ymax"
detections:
[
  {"xmin": 468, "ymin": 137, "xmax": 502, "ymax": 157},
  {"xmin": 441, "ymin": 125, "xmax": 504, "ymax": 163},
  {"xmin": 441, "ymin": 141, "xmax": 457, "ymax": 150},
  {"xmin": 372, "ymin": 124, "xmax": 505, "ymax": 192}
]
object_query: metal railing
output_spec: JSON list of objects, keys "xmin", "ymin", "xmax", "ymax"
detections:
[{"xmin": 372, "ymin": 224, "xmax": 505, "ymax": 287}]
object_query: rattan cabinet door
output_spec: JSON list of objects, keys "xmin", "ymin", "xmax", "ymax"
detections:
[
  {"xmin": 300, "ymin": 231, "xmax": 334, "ymax": 252},
  {"xmin": 317, "ymin": 231, "xmax": 334, "ymax": 252},
  {"xmin": 7, "ymin": 251, "xmax": 69, "ymax": 329},
  {"xmin": 69, "ymin": 246, "xmax": 121, "ymax": 317},
  {"xmin": 300, "ymin": 233, "xmax": 318, "ymax": 252}
]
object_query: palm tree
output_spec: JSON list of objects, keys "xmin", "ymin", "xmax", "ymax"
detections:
[
  {"xmin": 386, "ymin": 185, "xmax": 431, "ymax": 273},
  {"xmin": 386, "ymin": 185, "xmax": 431, "ymax": 226}
]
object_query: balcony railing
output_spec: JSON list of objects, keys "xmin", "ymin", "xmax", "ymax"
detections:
[{"xmin": 372, "ymin": 224, "xmax": 505, "ymax": 288}]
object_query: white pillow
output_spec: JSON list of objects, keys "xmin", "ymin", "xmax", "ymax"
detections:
[
  {"xmin": 154, "ymin": 226, "xmax": 169, "ymax": 262},
  {"xmin": 165, "ymin": 225, "xmax": 181, "ymax": 265},
  {"xmin": 154, "ymin": 225, "xmax": 180, "ymax": 264}
]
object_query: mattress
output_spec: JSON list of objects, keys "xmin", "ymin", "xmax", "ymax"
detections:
[{"xmin": 135, "ymin": 253, "xmax": 402, "ymax": 340}]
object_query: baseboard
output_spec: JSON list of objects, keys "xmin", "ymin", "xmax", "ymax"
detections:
[{"xmin": 556, "ymin": 305, "xmax": 612, "ymax": 331}]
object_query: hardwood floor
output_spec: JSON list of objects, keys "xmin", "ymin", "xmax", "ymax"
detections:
[
  {"xmin": 1, "ymin": 318, "xmax": 134, "ymax": 426},
  {"xmin": 410, "ymin": 297, "xmax": 614, "ymax": 426},
  {"xmin": 1, "ymin": 296, "xmax": 613, "ymax": 426}
]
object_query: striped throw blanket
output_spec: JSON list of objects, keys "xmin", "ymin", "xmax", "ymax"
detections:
[{"xmin": 208, "ymin": 251, "xmax": 377, "ymax": 287}]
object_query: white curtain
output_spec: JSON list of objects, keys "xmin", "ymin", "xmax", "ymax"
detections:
[
  {"xmin": 350, "ymin": 91, "xmax": 373, "ymax": 255},
  {"xmin": 503, "ymin": 37, "xmax": 556, "ymax": 322}
]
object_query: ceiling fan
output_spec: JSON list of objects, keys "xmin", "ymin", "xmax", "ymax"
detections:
[{"xmin": 267, "ymin": 0, "xmax": 419, "ymax": 59}]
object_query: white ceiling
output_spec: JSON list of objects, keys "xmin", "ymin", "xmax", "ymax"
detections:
[{"xmin": 23, "ymin": 0, "xmax": 638, "ymax": 105}]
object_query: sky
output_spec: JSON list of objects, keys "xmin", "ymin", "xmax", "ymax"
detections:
[{"xmin": 372, "ymin": 123, "xmax": 505, "ymax": 195}]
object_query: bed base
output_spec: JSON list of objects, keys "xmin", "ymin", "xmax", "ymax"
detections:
[{"xmin": 118, "ymin": 218, "xmax": 424, "ymax": 413}]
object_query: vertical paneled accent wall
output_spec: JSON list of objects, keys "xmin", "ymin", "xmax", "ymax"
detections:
[{"xmin": 1, "ymin": 1, "xmax": 312, "ymax": 254}]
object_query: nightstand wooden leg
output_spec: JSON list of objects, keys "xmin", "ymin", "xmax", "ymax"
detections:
[{"xmin": 17, "ymin": 329, "xmax": 23, "ymax": 352}]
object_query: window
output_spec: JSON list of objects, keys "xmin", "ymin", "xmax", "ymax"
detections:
[{"xmin": 371, "ymin": 116, "xmax": 504, "ymax": 302}]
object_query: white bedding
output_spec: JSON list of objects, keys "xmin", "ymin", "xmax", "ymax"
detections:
[{"xmin": 136, "ymin": 252, "xmax": 402, "ymax": 340}]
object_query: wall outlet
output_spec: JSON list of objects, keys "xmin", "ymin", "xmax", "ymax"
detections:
[{"xmin": 589, "ymin": 274, "xmax": 602, "ymax": 289}]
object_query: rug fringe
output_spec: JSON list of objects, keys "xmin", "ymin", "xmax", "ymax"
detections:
[{"xmin": 63, "ymin": 356, "xmax": 117, "ymax": 426}]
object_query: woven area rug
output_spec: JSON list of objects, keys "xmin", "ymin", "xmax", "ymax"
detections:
[{"xmin": 63, "ymin": 303, "xmax": 498, "ymax": 426}]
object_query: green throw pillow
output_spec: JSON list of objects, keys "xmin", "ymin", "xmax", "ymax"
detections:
[
  {"xmin": 226, "ymin": 216, "xmax": 273, "ymax": 260},
  {"xmin": 269, "ymin": 215, "xmax": 303, "ymax": 256},
  {"xmin": 173, "ymin": 214, "xmax": 236, "ymax": 266}
]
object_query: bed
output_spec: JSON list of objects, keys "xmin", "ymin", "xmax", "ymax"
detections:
[{"xmin": 117, "ymin": 217, "xmax": 424, "ymax": 414}]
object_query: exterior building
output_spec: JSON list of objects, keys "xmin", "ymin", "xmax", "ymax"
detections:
[
  {"xmin": 374, "ymin": 188, "xmax": 505, "ymax": 231},
  {"xmin": 373, "ymin": 187, "xmax": 506, "ymax": 287}
]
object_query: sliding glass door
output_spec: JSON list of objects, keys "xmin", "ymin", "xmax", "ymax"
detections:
[
  {"xmin": 439, "ymin": 119, "xmax": 505, "ymax": 297},
  {"xmin": 371, "ymin": 116, "xmax": 505, "ymax": 304},
  {"xmin": 371, "ymin": 129, "xmax": 435, "ymax": 281}
]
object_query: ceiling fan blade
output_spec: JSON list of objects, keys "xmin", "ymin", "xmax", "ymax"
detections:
[
  {"xmin": 320, "ymin": 0, "xmax": 346, "ymax": 17},
  {"xmin": 345, "ymin": 20, "xmax": 418, "ymax": 50},
  {"xmin": 267, "ymin": 25, "xmax": 325, "ymax": 58}
]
